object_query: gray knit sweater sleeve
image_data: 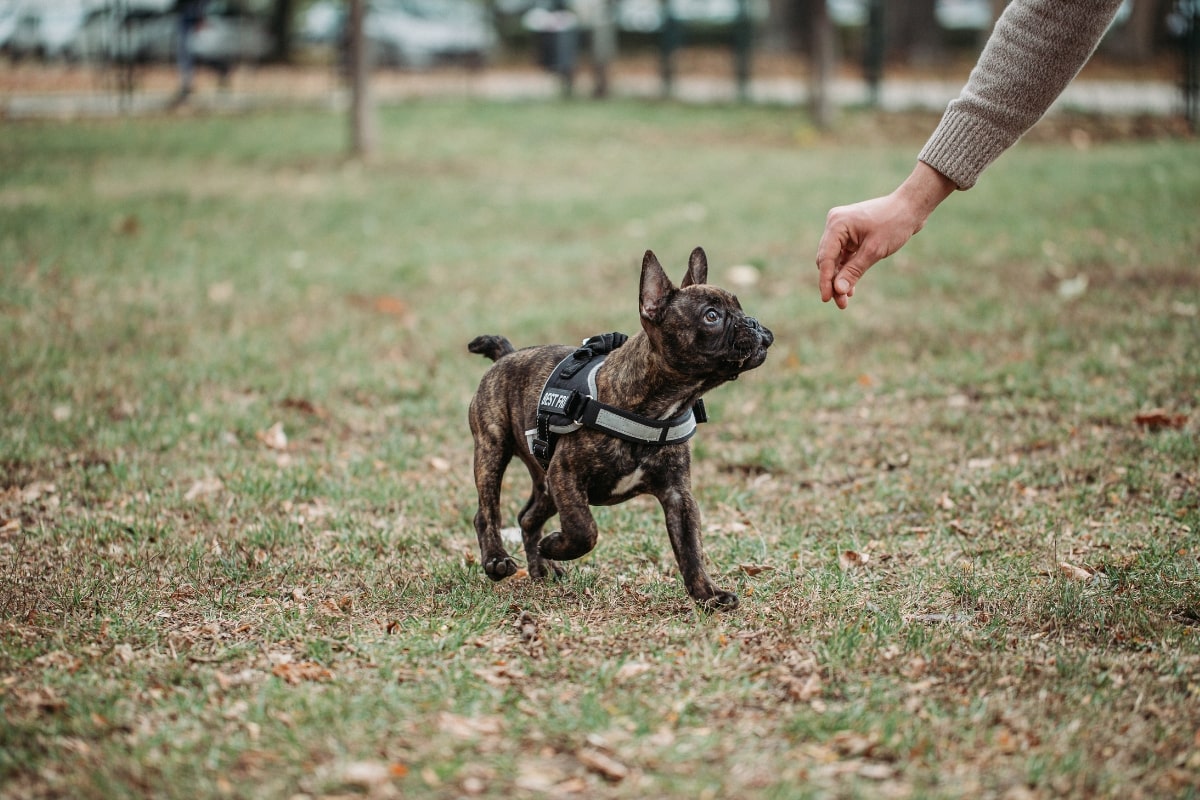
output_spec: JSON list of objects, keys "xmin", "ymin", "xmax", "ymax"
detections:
[{"xmin": 918, "ymin": 0, "xmax": 1126, "ymax": 189}]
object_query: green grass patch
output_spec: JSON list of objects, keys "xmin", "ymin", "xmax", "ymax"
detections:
[{"xmin": 1, "ymin": 99, "xmax": 1198, "ymax": 799}]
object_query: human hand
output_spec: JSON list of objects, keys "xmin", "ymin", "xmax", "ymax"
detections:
[{"xmin": 816, "ymin": 162, "xmax": 956, "ymax": 309}]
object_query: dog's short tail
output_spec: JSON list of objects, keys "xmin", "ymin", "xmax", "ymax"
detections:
[{"xmin": 468, "ymin": 335, "xmax": 516, "ymax": 362}]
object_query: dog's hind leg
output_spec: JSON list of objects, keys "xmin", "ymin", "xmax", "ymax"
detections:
[{"xmin": 471, "ymin": 426, "xmax": 520, "ymax": 582}]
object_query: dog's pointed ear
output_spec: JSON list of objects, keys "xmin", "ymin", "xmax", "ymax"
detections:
[
  {"xmin": 681, "ymin": 246, "xmax": 708, "ymax": 288},
  {"xmin": 640, "ymin": 250, "xmax": 675, "ymax": 325}
]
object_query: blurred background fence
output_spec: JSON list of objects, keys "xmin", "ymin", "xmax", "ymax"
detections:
[{"xmin": 1, "ymin": 0, "xmax": 1196, "ymax": 127}]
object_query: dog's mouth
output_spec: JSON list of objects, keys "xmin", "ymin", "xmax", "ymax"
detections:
[{"xmin": 724, "ymin": 319, "xmax": 773, "ymax": 374}]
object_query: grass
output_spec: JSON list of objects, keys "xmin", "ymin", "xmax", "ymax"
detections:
[{"xmin": 1, "ymin": 97, "xmax": 1198, "ymax": 799}]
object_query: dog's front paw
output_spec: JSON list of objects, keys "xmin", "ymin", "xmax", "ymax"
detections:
[
  {"xmin": 538, "ymin": 530, "xmax": 596, "ymax": 561},
  {"xmin": 698, "ymin": 590, "xmax": 739, "ymax": 612},
  {"xmin": 483, "ymin": 556, "xmax": 519, "ymax": 581}
]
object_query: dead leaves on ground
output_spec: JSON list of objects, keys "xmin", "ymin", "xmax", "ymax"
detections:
[
  {"xmin": 1134, "ymin": 408, "xmax": 1189, "ymax": 431},
  {"xmin": 271, "ymin": 660, "xmax": 334, "ymax": 685}
]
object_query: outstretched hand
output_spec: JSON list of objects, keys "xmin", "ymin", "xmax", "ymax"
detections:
[{"xmin": 816, "ymin": 162, "xmax": 957, "ymax": 309}]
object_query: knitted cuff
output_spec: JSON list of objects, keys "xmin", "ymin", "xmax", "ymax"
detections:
[{"xmin": 917, "ymin": 108, "xmax": 1018, "ymax": 191}]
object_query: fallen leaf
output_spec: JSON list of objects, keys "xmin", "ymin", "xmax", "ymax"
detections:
[
  {"xmin": 577, "ymin": 747, "xmax": 629, "ymax": 782},
  {"xmin": 113, "ymin": 214, "xmax": 140, "ymax": 236},
  {"xmin": 838, "ymin": 550, "xmax": 870, "ymax": 571},
  {"xmin": 1057, "ymin": 274, "xmax": 1089, "ymax": 300},
  {"xmin": 17, "ymin": 686, "xmax": 66, "ymax": 714},
  {"xmin": 21, "ymin": 482, "xmax": 56, "ymax": 501},
  {"xmin": 256, "ymin": 422, "xmax": 288, "ymax": 451},
  {"xmin": 1134, "ymin": 409, "xmax": 1188, "ymax": 431},
  {"xmin": 271, "ymin": 661, "xmax": 333, "ymax": 684},
  {"xmin": 739, "ymin": 564, "xmax": 774, "ymax": 577},
  {"xmin": 341, "ymin": 761, "xmax": 394, "ymax": 788},
  {"xmin": 214, "ymin": 669, "xmax": 260, "ymax": 690},
  {"xmin": 1058, "ymin": 562, "xmax": 1104, "ymax": 583},
  {"xmin": 725, "ymin": 264, "xmax": 760, "ymax": 289},
  {"xmin": 438, "ymin": 712, "xmax": 503, "ymax": 738},
  {"xmin": 831, "ymin": 730, "xmax": 876, "ymax": 758},
  {"xmin": 207, "ymin": 281, "xmax": 235, "ymax": 304},
  {"xmin": 614, "ymin": 661, "xmax": 652, "ymax": 683},
  {"xmin": 184, "ymin": 477, "xmax": 224, "ymax": 502},
  {"xmin": 787, "ymin": 671, "xmax": 822, "ymax": 702},
  {"xmin": 858, "ymin": 762, "xmax": 895, "ymax": 781},
  {"xmin": 280, "ymin": 397, "xmax": 328, "ymax": 419},
  {"xmin": 373, "ymin": 296, "xmax": 408, "ymax": 315},
  {"xmin": 318, "ymin": 599, "xmax": 344, "ymax": 618},
  {"xmin": 348, "ymin": 294, "xmax": 409, "ymax": 316},
  {"xmin": 429, "ymin": 456, "xmax": 451, "ymax": 472}
]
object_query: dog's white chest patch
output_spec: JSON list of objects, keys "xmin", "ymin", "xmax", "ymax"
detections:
[{"xmin": 611, "ymin": 468, "xmax": 645, "ymax": 496}]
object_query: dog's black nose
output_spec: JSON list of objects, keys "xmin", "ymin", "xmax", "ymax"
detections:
[{"xmin": 747, "ymin": 316, "xmax": 773, "ymax": 347}]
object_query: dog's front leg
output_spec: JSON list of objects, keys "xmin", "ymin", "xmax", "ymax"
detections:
[
  {"xmin": 517, "ymin": 483, "xmax": 565, "ymax": 579},
  {"xmin": 660, "ymin": 488, "xmax": 739, "ymax": 611},
  {"xmin": 538, "ymin": 469, "xmax": 600, "ymax": 562}
]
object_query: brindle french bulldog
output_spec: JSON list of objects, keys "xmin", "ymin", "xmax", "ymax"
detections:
[{"xmin": 467, "ymin": 247, "xmax": 773, "ymax": 610}]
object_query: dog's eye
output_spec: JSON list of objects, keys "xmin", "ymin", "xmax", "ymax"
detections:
[{"xmin": 703, "ymin": 309, "xmax": 721, "ymax": 325}]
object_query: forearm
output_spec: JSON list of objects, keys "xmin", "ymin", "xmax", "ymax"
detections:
[{"xmin": 918, "ymin": 0, "xmax": 1126, "ymax": 189}]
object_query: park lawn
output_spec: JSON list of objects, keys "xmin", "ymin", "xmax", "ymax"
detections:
[{"xmin": 1, "ymin": 99, "xmax": 1198, "ymax": 799}]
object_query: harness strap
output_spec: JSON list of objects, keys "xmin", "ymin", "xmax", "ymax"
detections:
[
  {"xmin": 575, "ymin": 395, "xmax": 702, "ymax": 446},
  {"xmin": 529, "ymin": 331, "xmax": 706, "ymax": 468}
]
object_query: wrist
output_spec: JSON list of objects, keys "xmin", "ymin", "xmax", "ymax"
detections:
[{"xmin": 893, "ymin": 162, "xmax": 956, "ymax": 230}]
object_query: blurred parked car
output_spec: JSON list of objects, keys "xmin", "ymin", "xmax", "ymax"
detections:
[
  {"xmin": 61, "ymin": 0, "xmax": 271, "ymax": 65},
  {"xmin": 360, "ymin": 0, "xmax": 496, "ymax": 68},
  {"xmin": 298, "ymin": 0, "xmax": 340, "ymax": 43},
  {"xmin": 65, "ymin": 2, "xmax": 175, "ymax": 63},
  {"xmin": 609, "ymin": 0, "xmax": 768, "ymax": 32},
  {"xmin": 829, "ymin": 0, "xmax": 1129, "ymax": 31},
  {"xmin": 3, "ymin": 0, "xmax": 92, "ymax": 60},
  {"xmin": 191, "ymin": 0, "xmax": 271, "ymax": 64},
  {"xmin": 0, "ymin": 0, "xmax": 22, "ymax": 50}
]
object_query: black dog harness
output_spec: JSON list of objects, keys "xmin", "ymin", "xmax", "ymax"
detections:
[{"xmin": 529, "ymin": 332, "xmax": 707, "ymax": 468}]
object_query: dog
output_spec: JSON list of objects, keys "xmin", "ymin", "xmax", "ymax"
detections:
[{"xmin": 467, "ymin": 247, "xmax": 773, "ymax": 610}]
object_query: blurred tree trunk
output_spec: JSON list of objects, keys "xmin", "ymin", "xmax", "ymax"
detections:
[
  {"xmin": 1101, "ymin": 0, "xmax": 1169, "ymax": 61},
  {"xmin": 790, "ymin": 0, "xmax": 834, "ymax": 126},
  {"xmin": 807, "ymin": 0, "xmax": 834, "ymax": 128},
  {"xmin": 592, "ymin": 0, "xmax": 616, "ymax": 98},
  {"xmin": 887, "ymin": 0, "xmax": 941, "ymax": 65},
  {"xmin": 268, "ymin": 0, "xmax": 294, "ymax": 63},
  {"xmin": 348, "ymin": 0, "xmax": 376, "ymax": 157}
]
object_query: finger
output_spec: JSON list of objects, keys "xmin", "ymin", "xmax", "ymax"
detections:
[
  {"xmin": 816, "ymin": 224, "xmax": 851, "ymax": 303},
  {"xmin": 818, "ymin": 256, "xmax": 838, "ymax": 303}
]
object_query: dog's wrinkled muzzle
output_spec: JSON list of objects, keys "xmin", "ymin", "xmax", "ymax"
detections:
[{"xmin": 727, "ymin": 316, "xmax": 773, "ymax": 373}]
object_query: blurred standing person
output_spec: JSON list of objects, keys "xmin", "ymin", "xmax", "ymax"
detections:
[
  {"xmin": 816, "ymin": 0, "xmax": 1127, "ymax": 310},
  {"xmin": 173, "ymin": 0, "xmax": 209, "ymax": 105}
]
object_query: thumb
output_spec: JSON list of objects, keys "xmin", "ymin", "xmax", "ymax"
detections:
[{"xmin": 832, "ymin": 257, "xmax": 871, "ymax": 298}]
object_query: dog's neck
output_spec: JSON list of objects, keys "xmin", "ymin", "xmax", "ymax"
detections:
[{"xmin": 596, "ymin": 333, "xmax": 717, "ymax": 421}]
